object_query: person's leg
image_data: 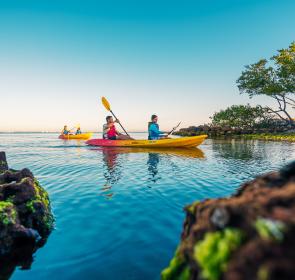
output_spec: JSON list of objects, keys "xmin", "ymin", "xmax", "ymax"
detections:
[{"xmin": 117, "ymin": 134, "xmax": 134, "ymax": 140}]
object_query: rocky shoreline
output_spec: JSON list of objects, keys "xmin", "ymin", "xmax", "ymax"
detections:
[
  {"xmin": 0, "ymin": 152, "xmax": 54, "ymax": 279},
  {"xmin": 162, "ymin": 161, "xmax": 295, "ymax": 280},
  {"xmin": 174, "ymin": 126, "xmax": 295, "ymax": 142}
]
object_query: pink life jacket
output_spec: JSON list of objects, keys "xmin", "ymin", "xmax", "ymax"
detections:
[{"xmin": 107, "ymin": 125, "xmax": 117, "ymax": 138}]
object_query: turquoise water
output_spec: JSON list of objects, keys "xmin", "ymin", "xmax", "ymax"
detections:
[{"xmin": 0, "ymin": 133, "xmax": 294, "ymax": 280}]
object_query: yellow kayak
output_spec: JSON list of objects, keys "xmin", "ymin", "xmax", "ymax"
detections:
[
  {"xmin": 59, "ymin": 133, "xmax": 93, "ymax": 140},
  {"xmin": 86, "ymin": 135, "xmax": 207, "ymax": 148}
]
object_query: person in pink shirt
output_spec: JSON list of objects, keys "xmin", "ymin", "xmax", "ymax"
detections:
[{"xmin": 102, "ymin": 116, "xmax": 133, "ymax": 140}]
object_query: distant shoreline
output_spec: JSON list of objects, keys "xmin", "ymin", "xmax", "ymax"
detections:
[{"xmin": 0, "ymin": 131, "xmax": 147, "ymax": 134}]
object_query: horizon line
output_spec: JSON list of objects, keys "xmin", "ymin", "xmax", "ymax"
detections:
[{"xmin": 0, "ymin": 131, "xmax": 148, "ymax": 133}]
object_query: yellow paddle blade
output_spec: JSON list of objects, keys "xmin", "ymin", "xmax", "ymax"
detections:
[{"xmin": 101, "ymin": 97, "xmax": 111, "ymax": 111}]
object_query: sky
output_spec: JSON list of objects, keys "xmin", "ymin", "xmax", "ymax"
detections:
[{"xmin": 0, "ymin": 0, "xmax": 295, "ymax": 132}]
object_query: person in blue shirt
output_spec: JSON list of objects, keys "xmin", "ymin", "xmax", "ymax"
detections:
[
  {"xmin": 75, "ymin": 127, "xmax": 82, "ymax": 135},
  {"xmin": 62, "ymin": 125, "xmax": 70, "ymax": 135},
  {"xmin": 148, "ymin": 115, "xmax": 167, "ymax": 140}
]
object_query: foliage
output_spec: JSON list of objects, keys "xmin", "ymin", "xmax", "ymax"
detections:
[
  {"xmin": 194, "ymin": 228, "xmax": 243, "ymax": 280},
  {"xmin": 211, "ymin": 104, "xmax": 273, "ymax": 129},
  {"xmin": 237, "ymin": 42, "xmax": 295, "ymax": 126}
]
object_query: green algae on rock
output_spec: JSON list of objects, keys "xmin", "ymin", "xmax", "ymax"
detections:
[
  {"xmin": 194, "ymin": 228, "xmax": 243, "ymax": 280},
  {"xmin": 255, "ymin": 218, "xmax": 286, "ymax": 242},
  {"xmin": 162, "ymin": 161, "xmax": 295, "ymax": 280},
  {"xmin": 0, "ymin": 151, "xmax": 54, "ymax": 279},
  {"xmin": 0, "ymin": 201, "xmax": 17, "ymax": 226},
  {"xmin": 161, "ymin": 247, "xmax": 190, "ymax": 280}
]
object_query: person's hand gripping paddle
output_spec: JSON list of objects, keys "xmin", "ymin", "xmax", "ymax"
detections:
[{"xmin": 101, "ymin": 97, "xmax": 130, "ymax": 137}]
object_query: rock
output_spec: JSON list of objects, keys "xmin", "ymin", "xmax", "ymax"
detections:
[
  {"xmin": 0, "ymin": 152, "xmax": 8, "ymax": 172},
  {"xmin": 173, "ymin": 124, "xmax": 290, "ymax": 138},
  {"xmin": 210, "ymin": 207, "xmax": 230, "ymax": 229},
  {"xmin": 161, "ymin": 161, "xmax": 295, "ymax": 280},
  {"xmin": 0, "ymin": 152, "xmax": 54, "ymax": 279}
]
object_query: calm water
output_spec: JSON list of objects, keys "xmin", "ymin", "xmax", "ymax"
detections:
[{"xmin": 0, "ymin": 133, "xmax": 294, "ymax": 280}]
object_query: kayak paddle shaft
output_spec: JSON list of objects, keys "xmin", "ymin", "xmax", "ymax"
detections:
[
  {"xmin": 168, "ymin": 122, "xmax": 181, "ymax": 136},
  {"xmin": 110, "ymin": 110, "xmax": 130, "ymax": 137}
]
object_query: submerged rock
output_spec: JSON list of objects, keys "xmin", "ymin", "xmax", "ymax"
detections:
[
  {"xmin": 0, "ymin": 152, "xmax": 54, "ymax": 279},
  {"xmin": 162, "ymin": 161, "xmax": 295, "ymax": 280}
]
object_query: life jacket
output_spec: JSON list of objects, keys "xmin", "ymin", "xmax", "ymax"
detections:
[
  {"xmin": 148, "ymin": 122, "xmax": 159, "ymax": 140},
  {"xmin": 107, "ymin": 125, "xmax": 117, "ymax": 138},
  {"xmin": 148, "ymin": 122, "xmax": 152, "ymax": 140}
]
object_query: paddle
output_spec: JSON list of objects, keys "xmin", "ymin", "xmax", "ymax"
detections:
[
  {"xmin": 101, "ymin": 97, "xmax": 130, "ymax": 137},
  {"xmin": 168, "ymin": 122, "xmax": 181, "ymax": 136},
  {"xmin": 69, "ymin": 124, "xmax": 80, "ymax": 131},
  {"xmin": 65, "ymin": 124, "xmax": 80, "ymax": 137}
]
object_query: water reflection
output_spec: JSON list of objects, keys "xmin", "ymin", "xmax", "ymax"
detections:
[
  {"xmin": 209, "ymin": 139, "xmax": 295, "ymax": 178},
  {"xmin": 100, "ymin": 148, "xmax": 124, "ymax": 199},
  {"xmin": 211, "ymin": 139, "xmax": 263, "ymax": 160},
  {"xmin": 97, "ymin": 147, "xmax": 205, "ymax": 160},
  {"xmin": 147, "ymin": 153, "xmax": 161, "ymax": 183},
  {"xmin": 92, "ymin": 147, "xmax": 205, "ymax": 196}
]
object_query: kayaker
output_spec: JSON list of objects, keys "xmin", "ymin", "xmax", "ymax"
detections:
[
  {"xmin": 62, "ymin": 125, "xmax": 70, "ymax": 135},
  {"xmin": 75, "ymin": 127, "xmax": 82, "ymax": 135},
  {"xmin": 103, "ymin": 116, "xmax": 133, "ymax": 140},
  {"xmin": 148, "ymin": 115, "xmax": 167, "ymax": 140}
]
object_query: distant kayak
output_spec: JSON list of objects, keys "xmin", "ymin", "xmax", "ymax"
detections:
[
  {"xmin": 86, "ymin": 135, "xmax": 207, "ymax": 148},
  {"xmin": 58, "ymin": 133, "xmax": 93, "ymax": 140}
]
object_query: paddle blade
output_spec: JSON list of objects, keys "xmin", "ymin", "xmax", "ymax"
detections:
[{"xmin": 101, "ymin": 97, "xmax": 111, "ymax": 111}]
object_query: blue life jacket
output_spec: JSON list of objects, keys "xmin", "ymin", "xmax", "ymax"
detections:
[{"xmin": 148, "ymin": 123, "xmax": 163, "ymax": 140}]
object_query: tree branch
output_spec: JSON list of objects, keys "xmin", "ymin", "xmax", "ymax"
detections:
[
  {"xmin": 281, "ymin": 95, "xmax": 287, "ymax": 111},
  {"xmin": 286, "ymin": 96, "xmax": 295, "ymax": 102},
  {"xmin": 281, "ymin": 96, "xmax": 293, "ymax": 122},
  {"xmin": 266, "ymin": 107, "xmax": 288, "ymax": 123},
  {"xmin": 274, "ymin": 95, "xmax": 284, "ymax": 111}
]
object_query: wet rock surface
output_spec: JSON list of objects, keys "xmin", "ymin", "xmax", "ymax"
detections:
[
  {"xmin": 162, "ymin": 161, "xmax": 295, "ymax": 280},
  {"xmin": 0, "ymin": 152, "xmax": 54, "ymax": 280}
]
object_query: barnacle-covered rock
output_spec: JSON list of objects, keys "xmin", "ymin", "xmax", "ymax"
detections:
[
  {"xmin": 162, "ymin": 161, "xmax": 295, "ymax": 280},
  {"xmin": 0, "ymin": 152, "xmax": 54, "ymax": 279}
]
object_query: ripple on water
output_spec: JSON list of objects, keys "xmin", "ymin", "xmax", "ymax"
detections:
[{"xmin": 0, "ymin": 134, "xmax": 293, "ymax": 280}]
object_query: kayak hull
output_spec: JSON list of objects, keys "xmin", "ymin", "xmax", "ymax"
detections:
[
  {"xmin": 86, "ymin": 135, "xmax": 207, "ymax": 148},
  {"xmin": 59, "ymin": 133, "xmax": 93, "ymax": 140}
]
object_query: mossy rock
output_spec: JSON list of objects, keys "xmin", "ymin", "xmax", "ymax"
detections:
[
  {"xmin": 162, "ymin": 161, "xmax": 295, "ymax": 279},
  {"xmin": 0, "ymin": 201, "xmax": 17, "ymax": 226},
  {"xmin": 0, "ymin": 152, "xmax": 54, "ymax": 279}
]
